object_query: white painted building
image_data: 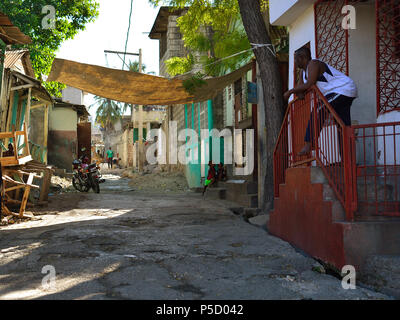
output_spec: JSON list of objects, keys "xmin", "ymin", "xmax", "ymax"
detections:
[
  {"xmin": 62, "ymin": 86, "xmax": 87, "ymax": 106},
  {"xmin": 270, "ymin": 0, "xmax": 400, "ymax": 166}
]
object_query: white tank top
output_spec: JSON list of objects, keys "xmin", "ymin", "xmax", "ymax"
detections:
[{"xmin": 303, "ymin": 60, "xmax": 358, "ymax": 98}]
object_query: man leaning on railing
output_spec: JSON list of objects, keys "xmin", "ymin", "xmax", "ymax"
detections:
[{"xmin": 283, "ymin": 46, "xmax": 358, "ymax": 156}]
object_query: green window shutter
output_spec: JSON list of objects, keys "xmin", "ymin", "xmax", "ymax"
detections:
[
  {"xmin": 143, "ymin": 128, "xmax": 147, "ymax": 141},
  {"xmin": 133, "ymin": 128, "xmax": 147, "ymax": 143},
  {"xmin": 133, "ymin": 128, "xmax": 139, "ymax": 143}
]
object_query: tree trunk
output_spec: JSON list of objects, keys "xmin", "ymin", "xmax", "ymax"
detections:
[{"xmin": 237, "ymin": 0, "xmax": 285, "ymax": 210}]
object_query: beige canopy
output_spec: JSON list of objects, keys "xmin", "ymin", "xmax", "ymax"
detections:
[{"xmin": 47, "ymin": 58, "xmax": 252, "ymax": 105}]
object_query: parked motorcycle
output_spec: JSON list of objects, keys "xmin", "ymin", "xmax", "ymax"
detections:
[{"xmin": 72, "ymin": 157, "xmax": 105, "ymax": 193}]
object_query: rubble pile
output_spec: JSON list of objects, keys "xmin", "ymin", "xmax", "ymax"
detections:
[
  {"xmin": 123, "ymin": 167, "xmax": 189, "ymax": 192},
  {"xmin": 50, "ymin": 175, "xmax": 76, "ymax": 193}
]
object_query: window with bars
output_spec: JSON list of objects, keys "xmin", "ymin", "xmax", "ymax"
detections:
[
  {"xmin": 376, "ymin": 0, "xmax": 400, "ymax": 114},
  {"xmin": 314, "ymin": 0, "xmax": 349, "ymax": 74}
]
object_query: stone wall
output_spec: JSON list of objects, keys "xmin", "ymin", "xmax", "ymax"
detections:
[{"xmin": 160, "ymin": 15, "xmax": 187, "ymax": 77}]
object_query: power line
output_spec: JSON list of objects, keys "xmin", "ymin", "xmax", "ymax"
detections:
[{"xmin": 122, "ymin": 0, "xmax": 134, "ymax": 70}]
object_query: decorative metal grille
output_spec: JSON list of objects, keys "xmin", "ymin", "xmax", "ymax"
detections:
[
  {"xmin": 376, "ymin": 0, "xmax": 400, "ymax": 114},
  {"xmin": 314, "ymin": 0, "xmax": 349, "ymax": 75}
]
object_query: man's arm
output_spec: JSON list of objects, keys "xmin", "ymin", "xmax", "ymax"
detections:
[{"xmin": 284, "ymin": 60, "xmax": 320, "ymax": 100}]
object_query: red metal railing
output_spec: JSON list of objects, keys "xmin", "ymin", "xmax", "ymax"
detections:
[
  {"xmin": 273, "ymin": 89, "xmax": 315, "ymax": 197},
  {"xmin": 274, "ymin": 85, "xmax": 356, "ymax": 220},
  {"xmin": 274, "ymin": 87, "xmax": 400, "ymax": 221},
  {"xmin": 350, "ymin": 122, "xmax": 400, "ymax": 217}
]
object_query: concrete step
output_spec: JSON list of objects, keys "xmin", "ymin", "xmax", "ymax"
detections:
[
  {"xmin": 248, "ymin": 214, "xmax": 269, "ymax": 229},
  {"xmin": 243, "ymin": 207, "xmax": 262, "ymax": 219},
  {"xmin": 221, "ymin": 180, "xmax": 258, "ymax": 194},
  {"xmin": 192, "ymin": 187, "xmax": 203, "ymax": 193},
  {"xmin": 272, "ymin": 166, "xmax": 400, "ymax": 272},
  {"xmin": 204, "ymin": 187, "xmax": 226, "ymax": 200},
  {"xmin": 310, "ymin": 167, "xmax": 329, "ymax": 184},
  {"xmin": 229, "ymin": 193, "xmax": 258, "ymax": 208}
]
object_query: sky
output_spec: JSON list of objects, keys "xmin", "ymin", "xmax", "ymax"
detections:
[{"xmin": 56, "ymin": 0, "xmax": 161, "ymax": 120}]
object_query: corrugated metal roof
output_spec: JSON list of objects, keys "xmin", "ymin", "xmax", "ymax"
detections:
[
  {"xmin": 4, "ymin": 49, "xmax": 35, "ymax": 78},
  {"xmin": 53, "ymin": 99, "xmax": 90, "ymax": 118},
  {"xmin": 5, "ymin": 49, "xmax": 26, "ymax": 68},
  {"xmin": 0, "ymin": 11, "xmax": 31, "ymax": 45}
]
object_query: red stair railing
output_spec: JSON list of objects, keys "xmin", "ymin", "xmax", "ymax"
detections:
[
  {"xmin": 274, "ymin": 85, "xmax": 356, "ymax": 221},
  {"xmin": 350, "ymin": 122, "xmax": 400, "ymax": 217}
]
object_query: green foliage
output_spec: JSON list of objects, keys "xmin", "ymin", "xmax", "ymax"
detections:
[
  {"xmin": 148, "ymin": 0, "xmax": 253, "ymax": 79},
  {"xmin": 126, "ymin": 60, "xmax": 146, "ymax": 73},
  {"xmin": 90, "ymin": 96, "xmax": 122, "ymax": 130},
  {"xmin": 182, "ymin": 73, "xmax": 207, "ymax": 95},
  {"xmin": 165, "ymin": 54, "xmax": 194, "ymax": 76},
  {"xmin": 122, "ymin": 60, "xmax": 148, "ymax": 115},
  {"xmin": 0, "ymin": 0, "xmax": 99, "ymax": 97}
]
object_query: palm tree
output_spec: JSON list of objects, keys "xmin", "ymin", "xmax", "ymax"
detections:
[
  {"xmin": 122, "ymin": 60, "xmax": 147, "ymax": 117},
  {"xmin": 90, "ymin": 96, "xmax": 122, "ymax": 130}
]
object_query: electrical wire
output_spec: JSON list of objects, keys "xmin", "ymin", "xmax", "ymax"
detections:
[
  {"xmin": 122, "ymin": 0, "xmax": 134, "ymax": 70},
  {"xmin": 174, "ymin": 43, "xmax": 275, "ymax": 78}
]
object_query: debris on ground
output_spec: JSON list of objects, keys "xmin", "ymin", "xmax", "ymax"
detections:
[
  {"xmin": 50, "ymin": 175, "xmax": 76, "ymax": 193},
  {"xmin": 1, "ymin": 212, "xmax": 41, "ymax": 226},
  {"xmin": 122, "ymin": 167, "xmax": 189, "ymax": 192},
  {"xmin": 312, "ymin": 262, "xmax": 326, "ymax": 274}
]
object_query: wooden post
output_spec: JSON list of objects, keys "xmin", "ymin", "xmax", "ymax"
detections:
[
  {"xmin": 44, "ymin": 105, "xmax": 49, "ymax": 164},
  {"xmin": 25, "ymin": 88, "xmax": 31, "ymax": 130},
  {"xmin": 5, "ymin": 89, "xmax": 14, "ymax": 133},
  {"xmin": 19, "ymin": 172, "xmax": 34, "ymax": 218},
  {"xmin": 138, "ymin": 49, "xmax": 144, "ymax": 172},
  {"xmin": 1, "ymin": 74, "xmax": 12, "ymax": 132},
  {"xmin": 39, "ymin": 168, "xmax": 51, "ymax": 202},
  {"xmin": 12, "ymin": 125, "xmax": 17, "ymax": 161},
  {"xmin": 23, "ymin": 122, "xmax": 29, "ymax": 157}
]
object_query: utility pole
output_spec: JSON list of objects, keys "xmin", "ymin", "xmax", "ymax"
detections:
[
  {"xmin": 137, "ymin": 49, "xmax": 144, "ymax": 172},
  {"xmin": 103, "ymin": 49, "xmax": 144, "ymax": 171}
]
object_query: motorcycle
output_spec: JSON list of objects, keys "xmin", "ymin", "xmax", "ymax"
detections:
[{"xmin": 72, "ymin": 156, "xmax": 105, "ymax": 193}]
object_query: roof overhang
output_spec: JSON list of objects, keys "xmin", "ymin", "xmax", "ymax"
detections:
[
  {"xmin": 8, "ymin": 69, "xmax": 53, "ymax": 104},
  {"xmin": 149, "ymin": 6, "xmax": 188, "ymax": 39},
  {"xmin": 269, "ymin": 0, "xmax": 317, "ymax": 26},
  {"xmin": 53, "ymin": 100, "xmax": 90, "ymax": 118},
  {"xmin": 5, "ymin": 49, "xmax": 35, "ymax": 78},
  {"xmin": 0, "ymin": 11, "xmax": 32, "ymax": 45}
]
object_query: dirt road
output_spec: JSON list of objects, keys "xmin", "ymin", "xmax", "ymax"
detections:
[{"xmin": 0, "ymin": 173, "xmax": 390, "ymax": 299}]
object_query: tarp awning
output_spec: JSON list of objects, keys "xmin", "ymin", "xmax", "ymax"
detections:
[{"xmin": 47, "ymin": 58, "xmax": 252, "ymax": 105}]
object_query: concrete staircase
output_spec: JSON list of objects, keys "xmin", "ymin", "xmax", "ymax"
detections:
[
  {"xmin": 269, "ymin": 166, "xmax": 400, "ymax": 272},
  {"xmin": 201, "ymin": 180, "xmax": 258, "ymax": 204},
  {"xmin": 201, "ymin": 179, "xmax": 260, "ymax": 219},
  {"xmin": 218, "ymin": 180, "xmax": 258, "ymax": 208}
]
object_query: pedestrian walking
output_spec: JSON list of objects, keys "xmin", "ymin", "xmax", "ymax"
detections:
[{"xmin": 107, "ymin": 147, "xmax": 114, "ymax": 169}]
